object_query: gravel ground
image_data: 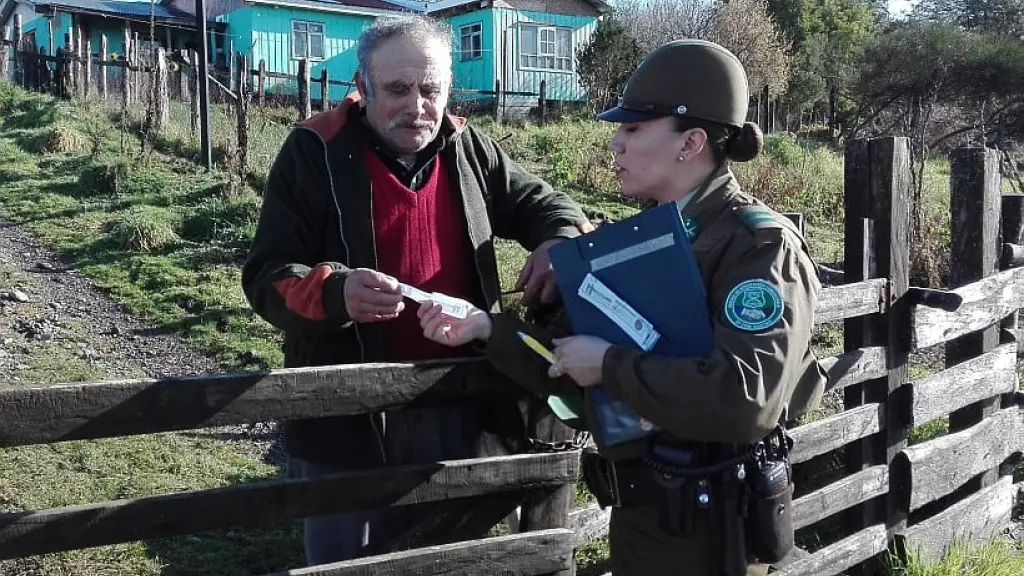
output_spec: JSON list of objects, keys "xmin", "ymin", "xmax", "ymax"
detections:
[{"xmin": 0, "ymin": 218, "xmax": 284, "ymax": 466}]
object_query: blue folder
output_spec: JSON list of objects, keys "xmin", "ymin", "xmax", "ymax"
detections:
[{"xmin": 548, "ymin": 202, "xmax": 715, "ymax": 445}]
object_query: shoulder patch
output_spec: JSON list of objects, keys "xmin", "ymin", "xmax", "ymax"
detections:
[
  {"xmin": 724, "ymin": 279, "xmax": 785, "ymax": 332},
  {"xmin": 734, "ymin": 206, "xmax": 783, "ymax": 231}
]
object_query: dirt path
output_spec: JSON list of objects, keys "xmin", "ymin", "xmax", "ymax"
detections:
[{"xmin": 0, "ymin": 215, "xmax": 282, "ymax": 470}]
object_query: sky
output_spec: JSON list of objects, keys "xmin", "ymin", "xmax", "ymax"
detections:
[{"xmin": 888, "ymin": 0, "xmax": 919, "ymax": 17}]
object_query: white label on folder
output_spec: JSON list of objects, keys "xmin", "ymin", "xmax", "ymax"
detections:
[
  {"xmin": 400, "ymin": 283, "xmax": 470, "ymax": 319},
  {"xmin": 578, "ymin": 273, "xmax": 660, "ymax": 351},
  {"xmin": 590, "ymin": 233, "xmax": 675, "ymax": 272}
]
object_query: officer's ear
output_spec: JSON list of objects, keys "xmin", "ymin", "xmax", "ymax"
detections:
[{"xmin": 677, "ymin": 127, "xmax": 708, "ymax": 160}]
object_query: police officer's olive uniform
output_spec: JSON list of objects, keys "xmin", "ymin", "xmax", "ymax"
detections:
[{"xmin": 482, "ymin": 40, "xmax": 828, "ymax": 576}]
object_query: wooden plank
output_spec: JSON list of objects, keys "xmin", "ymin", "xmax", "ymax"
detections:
[
  {"xmin": 892, "ymin": 408, "xmax": 1020, "ymax": 512},
  {"xmin": 0, "ymin": 358, "xmax": 500, "ymax": 447},
  {"xmin": 790, "ymin": 404, "xmax": 884, "ymax": 465},
  {"xmin": 815, "ymin": 279, "xmax": 887, "ymax": 324},
  {"xmin": 569, "ymin": 504, "xmax": 610, "ymax": 546},
  {"xmin": 0, "ymin": 452, "xmax": 578, "ymax": 560},
  {"xmin": 898, "ymin": 475, "xmax": 1016, "ymax": 565},
  {"xmin": 773, "ymin": 524, "xmax": 888, "ymax": 576},
  {"xmin": 911, "ymin": 266, "xmax": 1024, "ymax": 349},
  {"xmin": 909, "ymin": 343, "xmax": 1017, "ymax": 426},
  {"xmin": 792, "ymin": 465, "xmax": 888, "ymax": 530},
  {"xmin": 260, "ymin": 528, "xmax": 575, "ymax": 576},
  {"xmin": 819, "ymin": 347, "xmax": 888, "ymax": 392}
]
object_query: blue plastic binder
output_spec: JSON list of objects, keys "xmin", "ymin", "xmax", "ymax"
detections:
[{"xmin": 548, "ymin": 202, "xmax": 715, "ymax": 445}]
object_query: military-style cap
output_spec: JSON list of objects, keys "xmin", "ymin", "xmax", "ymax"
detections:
[{"xmin": 598, "ymin": 39, "xmax": 750, "ymax": 128}]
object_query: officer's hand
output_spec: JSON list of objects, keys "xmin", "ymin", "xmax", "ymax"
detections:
[
  {"xmin": 549, "ymin": 335, "xmax": 611, "ymax": 387},
  {"xmin": 417, "ymin": 299, "xmax": 491, "ymax": 346},
  {"xmin": 515, "ymin": 239, "xmax": 563, "ymax": 305},
  {"xmin": 343, "ymin": 268, "xmax": 404, "ymax": 323}
]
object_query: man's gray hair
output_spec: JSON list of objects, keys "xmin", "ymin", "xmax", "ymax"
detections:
[{"xmin": 356, "ymin": 14, "xmax": 454, "ymax": 100}]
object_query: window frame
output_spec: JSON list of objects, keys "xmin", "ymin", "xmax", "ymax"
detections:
[
  {"xmin": 459, "ymin": 22, "xmax": 483, "ymax": 62},
  {"xmin": 518, "ymin": 23, "xmax": 573, "ymax": 72},
  {"xmin": 291, "ymin": 20, "xmax": 325, "ymax": 61}
]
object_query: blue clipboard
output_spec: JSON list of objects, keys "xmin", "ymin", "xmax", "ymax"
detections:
[{"xmin": 548, "ymin": 202, "xmax": 715, "ymax": 445}]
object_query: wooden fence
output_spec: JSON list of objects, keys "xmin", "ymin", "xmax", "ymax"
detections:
[{"xmin": 2, "ymin": 39, "xmax": 1024, "ymax": 568}]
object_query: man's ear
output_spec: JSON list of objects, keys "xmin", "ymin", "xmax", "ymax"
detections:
[{"xmin": 355, "ymin": 71, "xmax": 367, "ymax": 99}]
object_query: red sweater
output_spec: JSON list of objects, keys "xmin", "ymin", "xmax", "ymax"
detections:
[{"xmin": 364, "ymin": 145, "xmax": 478, "ymax": 361}]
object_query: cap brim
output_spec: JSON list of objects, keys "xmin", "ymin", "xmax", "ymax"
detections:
[{"xmin": 596, "ymin": 106, "xmax": 666, "ymax": 123}]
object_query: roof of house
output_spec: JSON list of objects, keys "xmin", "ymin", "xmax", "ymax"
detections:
[
  {"xmin": 29, "ymin": 0, "xmax": 196, "ymax": 25},
  {"xmin": 387, "ymin": 0, "xmax": 611, "ymax": 15},
  {"xmin": 244, "ymin": 0, "xmax": 413, "ymax": 15}
]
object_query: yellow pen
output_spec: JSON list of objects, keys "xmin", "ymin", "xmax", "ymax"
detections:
[{"xmin": 518, "ymin": 331, "xmax": 558, "ymax": 364}]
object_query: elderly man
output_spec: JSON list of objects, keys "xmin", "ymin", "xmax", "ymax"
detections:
[{"xmin": 241, "ymin": 13, "xmax": 592, "ymax": 566}]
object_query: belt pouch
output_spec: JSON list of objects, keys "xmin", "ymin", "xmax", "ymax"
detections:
[{"xmin": 745, "ymin": 459, "xmax": 795, "ymax": 564}]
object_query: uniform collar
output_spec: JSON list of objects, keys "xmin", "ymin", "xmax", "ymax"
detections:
[{"xmin": 674, "ymin": 163, "xmax": 739, "ymax": 241}]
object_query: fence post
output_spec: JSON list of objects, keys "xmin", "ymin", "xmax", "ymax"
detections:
[
  {"xmin": 121, "ymin": 26, "xmax": 131, "ymax": 104},
  {"xmin": 1, "ymin": 26, "xmax": 9, "ymax": 80},
  {"xmin": 191, "ymin": 49, "xmax": 200, "ymax": 134},
  {"xmin": 946, "ymin": 148, "xmax": 1002, "ymax": 492},
  {"xmin": 494, "ymin": 78, "xmax": 501, "ymax": 122},
  {"xmin": 236, "ymin": 52, "xmax": 249, "ymax": 184},
  {"xmin": 100, "ymin": 35, "xmax": 107, "ymax": 98},
  {"xmin": 842, "ymin": 137, "xmax": 911, "ymax": 572},
  {"xmin": 74, "ymin": 20, "xmax": 84, "ymax": 96},
  {"xmin": 538, "ymin": 79, "xmax": 546, "ymax": 124},
  {"xmin": 12, "ymin": 14, "xmax": 22, "ymax": 87},
  {"xmin": 257, "ymin": 59, "xmax": 265, "ymax": 106},
  {"xmin": 132, "ymin": 32, "xmax": 140, "ymax": 104},
  {"xmin": 62, "ymin": 33, "xmax": 74, "ymax": 98},
  {"xmin": 517, "ymin": 409, "xmax": 576, "ymax": 576},
  {"xmin": 297, "ymin": 57, "xmax": 310, "ymax": 120},
  {"xmin": 151, "ymin": 46, "xmax": 169, "ymax": 132},
  {"xmin": 320, "ymin": 67, "xmax": 329, "ymax": 112},
  {"xmin": 84, "ymin": 38, "xmax": 92, "ymax": 97}
]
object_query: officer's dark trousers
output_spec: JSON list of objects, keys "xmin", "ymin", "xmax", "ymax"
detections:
[{"xmin": 609, "ymin": 505, "xmax": 769, "ymax": 576}]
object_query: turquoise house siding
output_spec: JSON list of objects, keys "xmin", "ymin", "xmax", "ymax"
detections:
[
  {"xmin": 447, "ymin": 9, "xmax": 493, "ymax": 102},
  {"xmin": 443, "ymin": 5, "xmax": 597, "ymax": 103},
  {"xmin": 492, "ymin": 7, "xmax": 595, "ymax": 102},
  {"xmin": 218, "ymin": 5, "xmax": 371, "ymax": 103}
]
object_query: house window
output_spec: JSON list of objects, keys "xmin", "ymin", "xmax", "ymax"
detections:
[
  {"xmin": 292, "ymin": 21, "xmax": 324, "ymax": 60},
  {"xmin": 460, "ymin": 23, "xmax": 482, "ymax": 61},
  {"xmin": 519, "ymin": 24, "xmax": 572, "ymax": 71}
]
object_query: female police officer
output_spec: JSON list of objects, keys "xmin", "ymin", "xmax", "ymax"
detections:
[{"xmin": 415, "ymin": 39, "xmax": 828, "ymax": 576}]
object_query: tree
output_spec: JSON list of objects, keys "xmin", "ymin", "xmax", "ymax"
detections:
[
  {"xmin": 709, "ymin": 0, "xmax": 793, "ymax": 100},
  {"xmin": 576, "ymin": 16, "xmax": 644, "ymax": 112},
  {"xmin": 613, "ymin": 0, "xmax": 716, "ymax": 53}
]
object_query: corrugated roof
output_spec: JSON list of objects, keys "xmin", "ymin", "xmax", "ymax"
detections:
[{"xmin": 32, "ymin": 0, "xmax": 195, "ymax": 22}]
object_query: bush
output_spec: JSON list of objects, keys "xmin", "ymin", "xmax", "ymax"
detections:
[
  {"xmin": 107, "ymin": 206, "xmax": 180, "ymax": 252},
  {"xmin": 77, "ymin": 158, "xmax": 172, "ymax": 198},
  {"xmin": 179, "ymin": 189, "xmax": 261, "ymax": 245}
]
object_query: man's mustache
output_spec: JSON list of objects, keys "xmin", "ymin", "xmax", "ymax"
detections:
[{"xmin": 388, "ymin": 118, "xmax": 434, "ymax": 131}]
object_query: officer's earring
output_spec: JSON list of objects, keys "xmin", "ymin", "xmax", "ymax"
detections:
[{"xmin": 678, "ymin": 154, "xmax": 686, "ymax": 162}]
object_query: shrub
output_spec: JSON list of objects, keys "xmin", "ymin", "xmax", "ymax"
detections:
[
  {"xmin": 107, "ymin": 206, "xmax": 180, "ymax": 252},
  {"xmin": 179, "ymin": 189, "xmax": 261, "ymax": 245},
  {"xmin": 77, "ymin": 158, "xmax": 172, "ymax": 198}
]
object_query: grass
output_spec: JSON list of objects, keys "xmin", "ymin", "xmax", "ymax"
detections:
[{"xmin": 0, "ymin": 80, "xmax": 1020, "ymax": 574}]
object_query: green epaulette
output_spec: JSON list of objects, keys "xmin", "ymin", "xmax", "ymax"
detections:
[{"xmin": 734, "ymin": 205, "xmax": 803, "ymax": 237}]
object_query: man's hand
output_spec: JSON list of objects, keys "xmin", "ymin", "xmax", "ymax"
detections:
[
  {"xmin": 515, "ymin": 239, "xmax": 563, "ymax": 304},
  {"xmin": 417, "ymin": 297, "xmax": 491, "ymax": 347},
  {"xmin": 343, "ymin": 268, "xmax": 404, "ymax": 323}
]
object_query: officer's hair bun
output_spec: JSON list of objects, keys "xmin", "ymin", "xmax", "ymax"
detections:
[{"xmin": 726, "ymin": 122, "xmax": 763, "ymax": 162}]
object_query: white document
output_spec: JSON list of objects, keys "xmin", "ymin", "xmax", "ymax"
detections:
[
  {"xmin": 578, "ymin": 273, "xmax": 660, "ymax": 351},
  {"xmin": 399, "ymin": 283, "xmax": 470, "ymax": 319}
]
